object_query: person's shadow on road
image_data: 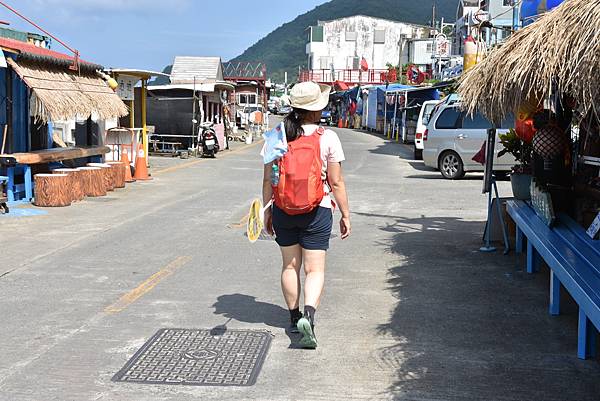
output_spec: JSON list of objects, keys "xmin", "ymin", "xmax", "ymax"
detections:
[{"xmin": 212, "ymin": 294, "xmax": 301, "ymax": 348}]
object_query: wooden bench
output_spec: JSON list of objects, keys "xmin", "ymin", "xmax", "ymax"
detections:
[
  {"xmin": 0, "ymin": 146, "xmax": 109, "ymax": 202},
  {"xmin": 507, "ymin": 200, "xmax": 600, "ymax": 359}
]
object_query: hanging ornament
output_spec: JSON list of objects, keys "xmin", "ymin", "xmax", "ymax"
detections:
[
  {"xmin": 533, "ymin": 124, "xmax": 568, "ymax": 159},
  {"xmin": 515, "ymin": 118, "xmax": 536, "ymax": 143}
]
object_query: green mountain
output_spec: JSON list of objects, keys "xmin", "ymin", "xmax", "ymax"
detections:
[{"xmin": 230, "ymin": 0, "xmax": 458, "ymax": 82}]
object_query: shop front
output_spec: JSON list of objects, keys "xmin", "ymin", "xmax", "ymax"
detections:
[{"xmin": 459, "ymin": 0, "xmax": 600, "ymax": 359}]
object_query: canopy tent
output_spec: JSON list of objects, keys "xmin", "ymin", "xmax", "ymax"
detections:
[
  {"xmin": 459, "ymin": 0, "xmax": 600, "ymax": 125},
  {"xmin": 521, "ymin": 0, "xmax": 566, "ymax": 25},
  {"xmin": 7, "ymin": 58, "xmax": 127, "ymax": 122},
  {"xmin": 366, "ymin": 84, "xmax": 440, "ymax": 132}
]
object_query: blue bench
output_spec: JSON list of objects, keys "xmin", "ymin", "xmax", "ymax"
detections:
[{"xmin": 507, "ymin": 200, "xmax": 600, "ymax": 359}]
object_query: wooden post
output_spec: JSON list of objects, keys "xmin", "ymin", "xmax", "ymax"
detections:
[
  {"xmin": 34, "ymin": 174, "xmax": 71, "ymax": 207},
  {"xmin": 52, "ymin": 168, "xmax": 84, "ymax": 201},
  {"xmin": 77, "ymin": 167, "xmax": 106, "ymax": 197}
]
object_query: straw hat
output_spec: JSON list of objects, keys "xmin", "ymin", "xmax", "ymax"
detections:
[{"xmin": 289, "ymin": 82, "xmax": 331, "ymax": 111}]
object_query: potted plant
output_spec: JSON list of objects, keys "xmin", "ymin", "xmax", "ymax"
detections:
[{"xmin": 498, "ymin": 129, "xmax": 533, "ymax": 200}]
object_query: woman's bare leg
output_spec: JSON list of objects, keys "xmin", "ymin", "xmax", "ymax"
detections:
[
  {"xmin": 302, "ymin": 249, "xmax": 326, "ymax": 308},
  {"xmin": 280, "ymin": 245, "xmax": 302, "ymax": 309}
]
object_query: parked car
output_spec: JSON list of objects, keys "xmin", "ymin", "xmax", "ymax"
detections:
[
  {"xmin": 414, "ymin": 100, "xmax": 440, "ymax": 160},
  {"xmin": 267, "ymin": 99, "xmax": 279, "ymax": 114},
  {"xmin": 278, "ymin": 105, "xmax": 292, "ymax": 115},
  {"xmin": 320, "ymin": 110, "xmax": 332, "ymax": 126},
  {"xmin": 237, "ymin": 105, "xmax": 264, "ymax": 128},
  {"xmin": 422, "ymin": 102, "xmax": 516, "ymax": 179}
]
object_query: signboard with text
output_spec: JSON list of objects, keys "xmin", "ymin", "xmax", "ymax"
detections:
[{"xmin": 117, "ymin": 75, "xmax": 138, "ymax": 101}]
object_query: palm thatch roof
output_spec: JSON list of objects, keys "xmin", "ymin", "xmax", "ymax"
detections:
[
  {"xmin": 458, "ymin": 0, "xmax": 600, "ymax": 124},
  {"xmin": 7, "ymin": 57, "xmax": 129, "ymax": 122}
]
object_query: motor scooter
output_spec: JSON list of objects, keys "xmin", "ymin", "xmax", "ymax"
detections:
[{"xmin": 196, "ymin": 121, "xmax": 219, "ymax": 158}]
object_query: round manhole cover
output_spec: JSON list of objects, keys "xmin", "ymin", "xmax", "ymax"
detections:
[{"xmin": 183, "ymin": 349, "xmax": 221, "ymax": 360}]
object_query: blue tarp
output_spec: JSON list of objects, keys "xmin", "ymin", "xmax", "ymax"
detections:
[
  {"xmin": 366, "ymin": 85, "xmax": 440, "ymax": 130},
  {"xmin": 521, "ymin": 0, "xmax": 565, "ymax": 25}
]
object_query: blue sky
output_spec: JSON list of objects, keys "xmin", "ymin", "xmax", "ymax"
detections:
[{"xmin": 2, "ymin": 0, "xmax": 325, "ymax": 72}]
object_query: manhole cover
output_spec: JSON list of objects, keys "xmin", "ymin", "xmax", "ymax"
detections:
[{"xmin": 112, "ymin": 329, "xmax": 272, "ymax": 387}]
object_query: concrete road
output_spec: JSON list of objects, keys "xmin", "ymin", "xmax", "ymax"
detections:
[{"xmin": 1, "ymin": 125, "xmax": 599, "ymax": 401}]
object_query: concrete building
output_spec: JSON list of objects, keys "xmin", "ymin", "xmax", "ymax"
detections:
[{"xmin": 301, "ymin": 15, "xmax": 434, "ymax": 85}]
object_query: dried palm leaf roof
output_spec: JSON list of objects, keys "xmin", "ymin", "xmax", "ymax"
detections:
[
  {"xmin": 458, "ymin": 0, "xmax": 600, "ymax": 124},
  {"xmin": 7, "ymin": 57, "xmax": 129, "ymax": 122}
]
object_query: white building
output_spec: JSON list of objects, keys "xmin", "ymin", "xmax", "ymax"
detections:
[
  {"xmin": 453, "ymin": 0, "xmax": 516, "ymax": 56},
  {"xmin": 302, "ymin": 15, "xmax": 435, "ymax": 85}
]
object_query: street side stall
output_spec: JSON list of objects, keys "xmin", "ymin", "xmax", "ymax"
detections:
[
  {"xmin": 0, "ymin": 37, "xmax": 128, "ymax": 204},
  {"xmin": 146, "ymin": 57, "xmax": 234, "ymax": 157},
  {"xmin": 104, "ymin": 69, "xmax": 170, "ymax": 167},
  {"xmin": 146, "ymin": 82, "xmax": 234, "ymax": 157},
  {"xmin": 365, "ymin": 84, "xmax": 411, "ymax": 133},
  {"xmin": 459, "ymin": 0, "xmax": 600, "ymax": 360},
  {"xmin": 384, "ymin": 86, "xmax": 441, "ymax": 143}
]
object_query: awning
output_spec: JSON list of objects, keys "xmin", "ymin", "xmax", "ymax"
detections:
[{"xmin": 7, "ymin": 58, "xmax": 128, "ymax": 122}]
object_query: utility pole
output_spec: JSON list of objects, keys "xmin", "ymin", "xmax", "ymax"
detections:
[
  {"xmin": 432, "ymin": 1, "xmax": 436, "ymax": 31},
  {"xmin": 512, "ymin": 0, "xmax": 520, "ymax": 32}
]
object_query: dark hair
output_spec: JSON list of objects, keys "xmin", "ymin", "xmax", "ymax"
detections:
[{"xmin": 283, "ymin": 108, "xmax": 311, "ymax": 142}]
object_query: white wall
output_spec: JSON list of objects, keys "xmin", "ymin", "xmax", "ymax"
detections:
[
  {"xmin": 410, "ymin": 40, "xmax": 434, "ymax": 66},
  {"xmin": 308, "ymin": 16, "xmax": 430, "ymax": 71}
]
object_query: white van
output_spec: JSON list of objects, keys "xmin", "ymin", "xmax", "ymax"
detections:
[
  {"xmin": 423, "ymin": 103, "xmax": 516, "ymax": 179},
  {"xmin": 414, "ymin": 100, "xmax": 441, "ymax": 160}
]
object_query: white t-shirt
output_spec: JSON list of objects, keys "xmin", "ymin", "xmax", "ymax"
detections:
[{"xmin": 262, "ymin": 124, "xmax": 345, "ymax": 209}]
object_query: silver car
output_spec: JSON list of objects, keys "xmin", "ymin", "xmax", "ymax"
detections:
[{"xmin": 423, "ymin": 103, "xmax": 515, "ymax": 179}]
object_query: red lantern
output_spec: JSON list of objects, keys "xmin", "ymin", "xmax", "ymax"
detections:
[{"xmin": 515, "ymin": 118, "xmax": 536, "ymax": 143}]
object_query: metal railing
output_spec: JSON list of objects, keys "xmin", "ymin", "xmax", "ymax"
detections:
[{"xmin": 299, "ymin": 69, "xmax": 391, "ymax": 85}]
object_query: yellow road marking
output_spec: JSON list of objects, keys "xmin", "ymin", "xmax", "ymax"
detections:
[
  {"xmin": 104, "ymin": 256, "xmax": 192, "ymax": 314},
  {"xmin": 153, "ymin": 139, "xmax": 264, "ymax": 175}
]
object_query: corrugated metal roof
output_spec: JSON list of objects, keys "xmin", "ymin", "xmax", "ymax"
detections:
[{"xmin": 170, "ymin": 56, "xmax": 223, "ymax": 84}]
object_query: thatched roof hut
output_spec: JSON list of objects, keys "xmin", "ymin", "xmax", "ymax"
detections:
[
  {"xmin": 458, "ymin": 0, "xmax": 600, "ymax": 124},
  {"xmin": 7, "ymin": 56, "xmax": 129, "ymax": 123},
  {"xmin": 0, "ymin": 37, "xmax": 129, "ymax": 123}
]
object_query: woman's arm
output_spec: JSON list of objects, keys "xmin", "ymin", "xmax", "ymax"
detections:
[
  {"xmin": 327, "ymin": 161, "xmax": 351, "ymax": 239},
  {"xmin": 262, "ymin": 164, "xmax": 274, "ymax": 235}
]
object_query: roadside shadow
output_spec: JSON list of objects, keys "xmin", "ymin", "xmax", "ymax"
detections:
[
  {"xmin": 212, "ymin": 293, "xmax": 300, "ymax": 348},
  {"xmin": 407, "ymin": 161, "xmax": 435, "ymax": 172},
  {"xmin": 372, "ymin": 214, "xmax": 600, "ymax": 400}
]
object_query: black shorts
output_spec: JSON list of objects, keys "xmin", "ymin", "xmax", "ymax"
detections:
[{"xmin": 272, "ymin": 205, "xmax": 333, "ymax": 251}]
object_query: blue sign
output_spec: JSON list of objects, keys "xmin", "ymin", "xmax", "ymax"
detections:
[{"xmin": 521, "ymin": 0, "xmax": 566, "ymax": 25}]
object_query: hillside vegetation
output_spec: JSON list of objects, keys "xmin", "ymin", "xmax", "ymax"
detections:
[{"xmin": 231, "ymin": 0, "xmax": 457, "ymax": 82}]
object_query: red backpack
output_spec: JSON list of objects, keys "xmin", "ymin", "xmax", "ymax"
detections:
[{"xmin": 273, "ymin": 127, "xmax": 325, "ymax": 215}]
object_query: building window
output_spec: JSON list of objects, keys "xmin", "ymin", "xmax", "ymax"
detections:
[
  {"xmin": 346, "ymin": 56, "xmax": 360, "ymax": 70},
  {"xmin": 310, "ymin": 26, "xmax": 324, "ymax": 42},
  {"xmin": 238, "ymin": 94, "xmax": 257, "ymax": 105},
  {"xmin": 503, "ymin": 0, "xmax": 512, "ymax": 5},
  {"xmin": 345, "ymin": 31, "xmax": 358, "ymax": 41},
  {"xmin": 374, "ymin": 28, "xmax": 386, "ymax": 44},
  {"xmin": 426, "ymin": 43, "xmax": 434, "ymax": 53}
]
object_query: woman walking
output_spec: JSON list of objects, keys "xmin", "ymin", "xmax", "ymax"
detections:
[{"xmin": 262, "ymin": 82, "xmax": 351, "ymax": 349}]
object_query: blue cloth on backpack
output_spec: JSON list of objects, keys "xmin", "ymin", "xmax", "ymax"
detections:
[{"xmin": 262, "ymin": 122, "xmax": 288, "ymax": 164}]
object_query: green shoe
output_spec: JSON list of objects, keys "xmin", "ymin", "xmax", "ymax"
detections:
[{"xmin": 297, "ymin": 317, "xmax": 317, "ymax": 349}]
